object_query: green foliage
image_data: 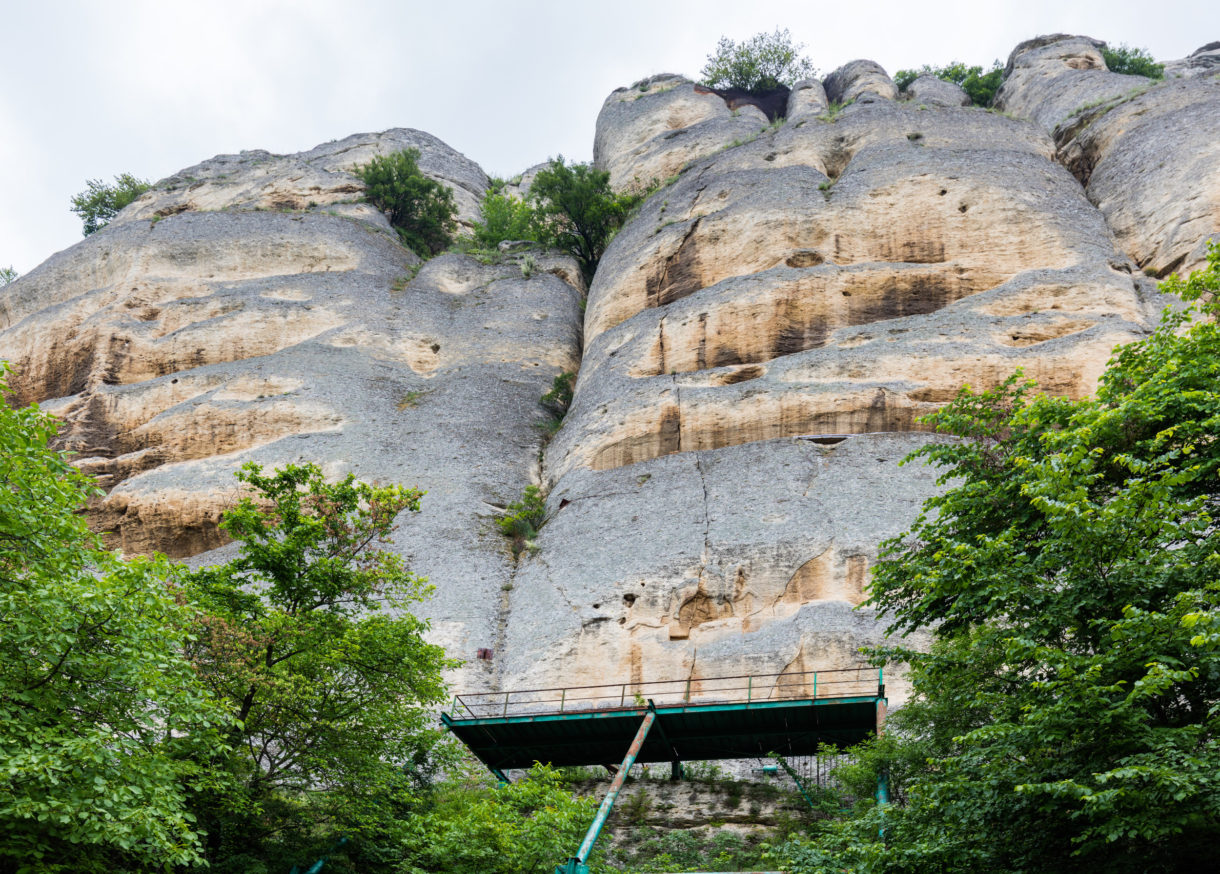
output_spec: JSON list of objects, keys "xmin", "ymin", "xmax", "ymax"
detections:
[
  {"xmin": 0, "ymin": 266, "xmax": 17, "ymax": 285},
  {"xmin": 0, "ymin": 365, "xmax": 228, "ymax": 872},
  {"xmin": 400, "ymin": 763, "xmax": 601, "ymax": 874},
  {"xmin": 1102, "ymin": 44, "xmax": 1165, "ymax": 79},
  {"xmin": 496, "ymin": 484, "xmax": 547, "ymax": 557},
  {"xmin": 69, "ymin": 173, "xmax": 150, "ymax": 235},
  {"xmin": 183, "ymin": 462, "xmax": 456, "ymax": 871},
  {"xmin": 700, "ymin": 28, "xmax": 817, "ymax": 93},
  {"xmin": 541, "ymin": 371, "xmax": 575, "ymax": 417},
  {"xmin": 472, "ymin": 182, "xmax": 538, "ymax": 249},
  {"xmin": 893, "ymin": 60, "xmax": 1004, "ymax": 106},
  {"xmin": 613, "ymin": 826, "xmax": 769, "ymax": 872},
  {"xmin": 528, "ymin": 157, "xmax": 641, "ymax": 284},
  {"xmin": 356, "ymin": 148, "xmax": 457, "ymax": 257},
  {"xmin": 807, "ymin": 243, "xmax": 1220, "ymax": 870}
]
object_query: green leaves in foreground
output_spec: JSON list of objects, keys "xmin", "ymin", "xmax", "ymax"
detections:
[
  {"xmin": 804, "ymin": 244, "xmax": 1220, "ymax": 872},
  {"xmin": 0, "ymin": 365, "xmax": 229, "ymax": 872},
  {"xmin": 183, "ymin": 462, "xmax": 457, "ymax": 871}
]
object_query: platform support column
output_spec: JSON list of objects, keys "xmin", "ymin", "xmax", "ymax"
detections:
[{"xmin": 555, "ymin": 707, "xmax": 657, "ymax": 874}]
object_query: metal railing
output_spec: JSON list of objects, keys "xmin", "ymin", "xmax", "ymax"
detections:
[{"xmin": 450, "ymin": 666, "xmax": 882, "ymax": 719}]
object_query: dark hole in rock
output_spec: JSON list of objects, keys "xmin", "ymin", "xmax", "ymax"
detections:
[
  {"xmin": 803, "ymin": 434, "xmax": 848, "ymax": 445},
  {"xmin": 786, "ymin": 250, "xmax": 825, "ymax": 268},
  {"xmin": 431, "ymin": 343, "xmax": 440, "ymax": 352},
  {"xmin": 623, "ymin": 593, "xmax": 637, "ymax": 606},
  {"xmin": 958, "ymin": 203, "xmax": 969, "ymax": 213},
  {"xmin": 559, "ymin": 498, "xmax": 571, "ymax": 509}
]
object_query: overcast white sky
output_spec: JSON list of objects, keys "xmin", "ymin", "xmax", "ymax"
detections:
[{"xmin": 1, "ymin": 0, "xmax": 1215, "ymax": 273}]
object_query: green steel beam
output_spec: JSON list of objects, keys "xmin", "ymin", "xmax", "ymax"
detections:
[{"xmin": 556, "ymin": 706, "xmax": 656, "ymax": 874}]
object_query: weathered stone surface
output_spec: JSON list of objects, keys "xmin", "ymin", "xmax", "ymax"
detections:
[
  {"xmin": 993, "ymin": 34, "xmax": 1144, "ymax": 132},
  {"xmin": 6, "ymin": 34, "xmax": 1220, "ymax": 714},
  {"xmin": 997, "ymin": 34, "xmax": 1220, "ymax": 276},
  {"xmin": 1164, "ymin": 42, "xmax": 1220, "ymax": 78},
  {"xmin": 511, "ymin": 85, "xmax": 1161, "ymax": 699},
  {"xmin": 904, "ymin": 75, "xmax": 971, "ymax": 107},
  {"xmin": 823, "ymin": 60, "xmax": 898, "ymax": 105},
  {"xmin": 116, "ymin": 129, "xmax": 490, "ymax": 228},
  {"xmin": 502, "ymin": 435, "xmax": 934, "ymax": 702},
  {"xmin": 0, "ymin": 136, "xmax": 581, "ymax": 691},
  {"xmin": 786, "ymin": 78, "xmax": 830, "ymax": 121},
  {"xmin": 593, "ymin": 75, "xmax": 769, "ymax": 191}
]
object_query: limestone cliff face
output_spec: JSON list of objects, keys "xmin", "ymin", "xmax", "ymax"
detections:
[{"xmin": 1, "ymin": 35, "xmax": 1217, "ymax": 703}]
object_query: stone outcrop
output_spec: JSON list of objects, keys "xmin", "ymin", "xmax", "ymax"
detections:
[
  {"xmin": 0, "ymin": 132, "xmax": 582, "ymax": 690},
  {"xmin": 996, "ymin": 35, "xmax": 1220, "ymax": 275},
  {"xmin": 593, "ymin": 75, "xmax": 770, "ymax": 191},
  {"xmin": 2, "ymin": 34, "xmax": 1217, "ymax": 710}
]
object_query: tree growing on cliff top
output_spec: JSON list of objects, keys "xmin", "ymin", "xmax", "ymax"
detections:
[
  {"xmin": 527, "ymin": 158, "xmax": 641, "ymax": 284},
  {"xmin": 70, "ymin": 173, "xmax": 151, "ymax": 235},
  {"xmin": 700, "ymin": 28, "xmax": 817, "ymax": 94},
  {"xmin": 357, "ymin": 148, "xmax": 458, "ymax": 258},
  {"xmin": 893, "ymin": 60, "xmax": 1004, "ymax": 106},
  {"xmin": 790, "ymin": 245, "xmax": 1220, "ymax": 871}
]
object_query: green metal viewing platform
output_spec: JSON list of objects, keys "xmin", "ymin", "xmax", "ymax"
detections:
[{"xmin": 440, "ymin": 667, "xmax": 888, "ymax": 874}]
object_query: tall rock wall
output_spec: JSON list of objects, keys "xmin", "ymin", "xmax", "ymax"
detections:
[{"xmin": 1, "ymin": 35, "xmax": 1217, "ymax": 705}]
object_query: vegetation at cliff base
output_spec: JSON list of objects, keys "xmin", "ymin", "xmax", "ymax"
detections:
[
  {"xmin": 181, "ymin": 462, "xmax": 456, "ymax": 872},
  {"xmin": 0, "ymin": 364, "xmax": 228, "ymax": 872},
  {"xmin": 1102, "ymin": 43, "xmax": 1165, "ymax": 79},
  {"xmin": 357, "ymin": 148, "xmax": 458, "ymax": 257},
  {"xmin": 70, "ymin": 173, "xmax": 151, "ymax": 235},
  {"xmin": 893, "ymin": 60, "xmax": 1004, "ymax": 106},
  {"xmin": 777, "ymin": 244, "xmax": 1220, "ymax": 872},
  {"xmin": 700, "ymin": 28, "xmax": 817, "ymax": 93}
]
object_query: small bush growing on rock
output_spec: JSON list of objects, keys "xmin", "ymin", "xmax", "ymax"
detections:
[
  {"xmin": 541, "ymin": 371, "xmax": 575, "ymax": 417},
  {"xmin": 70, "ymin": 173, "xmax": 150, "ymax": 235},
  {"xmin": 1101, "ymin": 43, "xmax": 1165, "ymax": 79},
  {"xmin": 357, "ymin": 148, "xmax": 457, "ymax": 257},
  {"xmin": 0, "ymin": 266, "xmax": 17, "ymax": 286},
  {"xmin": 471, "ymin": 181, "xmax": 538, "ymax": 249},
  {"xmin": 893, "ymin": 60, "xmax": 1004, "ymax": 106},
  {"xmin": 529, "ymin": 157, "xmax": 642, "ymax": 284},
  {"xmin": 700, "ymin": 28, "xmax": 817, "ymax": 94},
  {"xmin": 496, "ymin": 485, "xmax": 547, "ymax": 556}
]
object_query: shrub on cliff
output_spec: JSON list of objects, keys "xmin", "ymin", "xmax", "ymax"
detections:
[
  {"xmin": 893, "ymin": 60, "xmax": 1004, "ymax": 106},
  {"xmin": 0, "ymin": 266, "xmax": 17, "ymax": 286},
  {"xmin": 528, "ymin": 157, "xmax": 640, "ymax": 284},
  {"xmin": 700, "ymin": 28, "xmax": 817, "ymax": 94},
  {"xmin": 1102, "ymin": 43, "xmax": 1165, "ymax": 79},
  {"xmin": 471, "ymin": 179, "xmax": 538, "ymax": 249},
  {"xmin": 70, "ymin": 172, "xmax": 150, "ymax": 235},
  {"xmin": 357, "ymin": 148, "xmax": 458, "ymax": 257}
]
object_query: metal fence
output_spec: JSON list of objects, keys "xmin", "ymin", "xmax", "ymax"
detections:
[{"xmin": 450, "ymin": 666, "xmax": 882, "ymax": 719}]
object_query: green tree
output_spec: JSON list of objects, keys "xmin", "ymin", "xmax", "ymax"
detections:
[
  {"xmin": 528, "ymin": 158, "xmax": 640, "ymax": 284},
  {"xmin": 0, "ymin": 365, "xmax": 228, "ymax": 872},
  {"xmin": 1101, "ymin": 44, "xmax": 1165, "ymax": 79},
  {"xmin": 400, "ymin": 763, "xmax": 601, "ymax": 874},
  {"xmin": 893, "ymin": 60, "xmax": 1004, "ymax": 106},
  {"xmin": 70, "ymin": 173, "xmax": 151, "ymax": 235},
  {"xmin": 471, "ymin": 179, "xmax": 539, "ymax": 249},
  {"xmin": 182, "ymin": 462, "xmax": 457, "ymax": 872},
  {"xmin": 0, "ymin": 267, "xmax": 17, "ymax": 286},
  {"xmin": 700, "ymin": 28, "xmax": 817, "ymax": 93},
  {"xmin": 357, "ymin": 148, "xmax": 458, "ymax": 257},
  {"xmin": 807, "ymin": 245, "xmax": 1220, "ymax": 871}
]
